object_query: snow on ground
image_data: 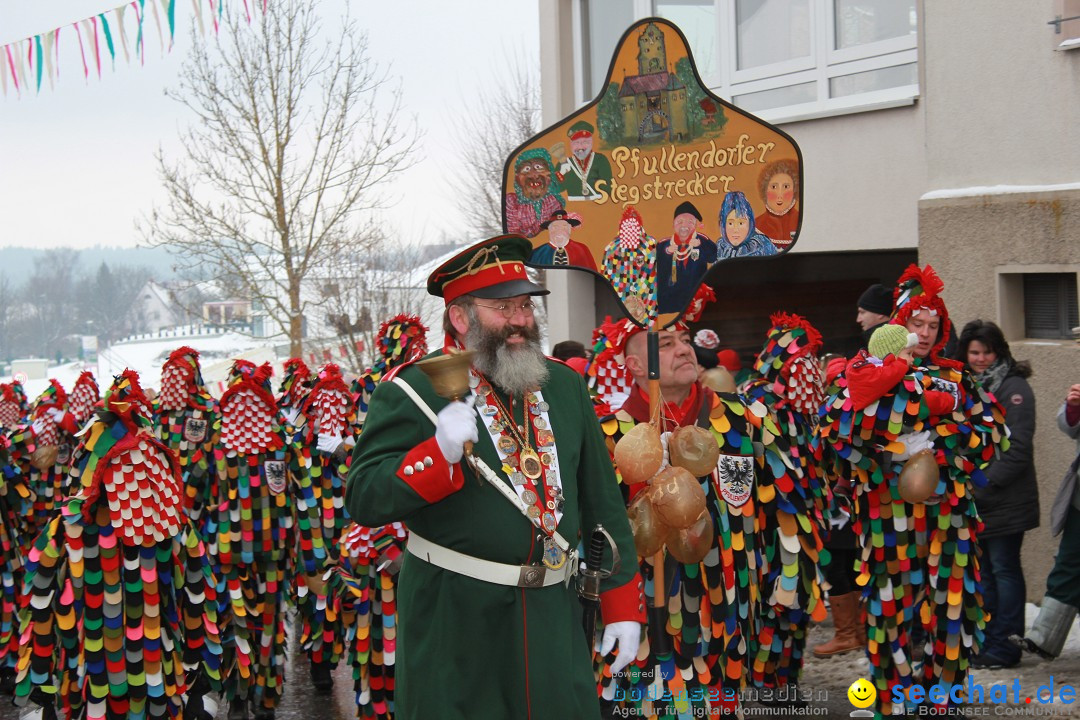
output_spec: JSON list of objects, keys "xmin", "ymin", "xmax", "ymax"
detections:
[{"xmin": 3, "ymin": 329, "xmax": 288, "ymax": 401}]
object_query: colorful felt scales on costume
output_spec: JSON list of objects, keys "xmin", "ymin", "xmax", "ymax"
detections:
[
  {"xmin": 742, "ymin": 312, "xmax": 829, "ymax": 690},
  {"xmin": 350, "ymin": 314, "xmax": 429, "ymax": 424},
  {"xmin": 588, "ymin": 317, "xmax": 637, "ymax": 416},
  {"xmin": 323, "ymin": 522, "xmax": 407, "ymax": 719},
  {"xmin": 595, "ymin": 306, "xmax": 823, "ymax": 718},
  {"xmin": 153, "ymin": 347, "xmax": 220, "ymax": 526},
  {"xmin": 332, "ymin": 315, "xmax": 426, "ymax": 715},
  {"xmin": 0, "ymin": 434, "xmax": 27, "ymax": 687},
  {"xmin": 816, "ymin": 265, "xmax": 1009, "ymax": 716},
  {"xmin": 297, "ymin": 363, "xmax": 357, "ymax": 680},
  {"xmin": 0, "ymin": 381, "xmax": 28, "ymax": 431},
  {"xmin": 13, "ymin": 370, "xmax": 222, "ymax": 720},
  {"xmin": 8, "ymin": 379, "xmax": 79, "ymax": 548},
  {"xmin": 67, "ymin": 371, "xmax": 100, "ymax": 426},
  {"xmin": 277, "ymin": 357, "xmax": 313, "ymax": 429},
  {"xmin": 208, "ymin": 360, "xmax": 327, "ymax": 715}
]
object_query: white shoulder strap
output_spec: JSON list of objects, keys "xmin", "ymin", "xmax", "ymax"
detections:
[{"xmin": 390, "ymin": 375, "xmax": 570, "ymax": 554}]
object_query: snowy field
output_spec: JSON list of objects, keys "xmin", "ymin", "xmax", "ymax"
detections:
[{"xmin": 5, "ymin": 330, "xmax": 285, "ymax": 400}]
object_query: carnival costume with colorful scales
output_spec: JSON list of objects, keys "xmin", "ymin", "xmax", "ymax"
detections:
[
  {"xmin": 742, "ymin": 312, "xmax": 829, "ymax": 691},
  {"xmin": 595, "ymin": 294, "xmax": 824, "ymax": 717},
  {"xmin": 13, "ymin": 370, "xmax": 222, "ymax": 720},
  {"xmin": 204, "ymin": 361, "xmax": 328, "ymax": 717},
  {"xmin": 816, "ymin": 265, "xmax": 1009, "ymax": 715},
  {"xmin": 331, "ymin": 315, "xmax": 428, "ymax": 719},
  {"xmin": 152, "ymin": 347, "xmax": 220, "ymax": 527}
]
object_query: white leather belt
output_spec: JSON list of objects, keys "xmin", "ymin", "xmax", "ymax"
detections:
[{"xmin": 407, "ymin": 531, "xmax": 576, "ymax": 588}]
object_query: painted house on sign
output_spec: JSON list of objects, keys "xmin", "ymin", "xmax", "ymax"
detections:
[{"xmin": 616, "ymin": 23, "xmax": 689, "ymax": 143}]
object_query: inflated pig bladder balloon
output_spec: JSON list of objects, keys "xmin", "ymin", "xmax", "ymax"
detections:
[
  {"xmin": 666, "ymin": 509, "xmax": 714, "ymax": 564},
  {"xmin": 669, "ymin": 425, "xmax": 720, "ymax": 477},
  {"xmin": 649, "ymin": 466, "xmax": 707, "ymax": 529},
  {"xmin": 898, "ymin": 449, "xmax": 938, "ymax": 503},
  {"xmin": 614, "ymin": 423, "xmax": 664, "ymax": 485},
  {"xmin": 627, "ymin": 492, "xmax": 668, "ymax": 557}
]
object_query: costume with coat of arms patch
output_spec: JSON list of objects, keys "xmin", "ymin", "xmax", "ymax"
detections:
[
  {"xmin": 152, "ymin": 347, "xmax": 220, "ymax": 528},
  {"xmin": 203, "ymin": 361, "xmax": 328, "ymax": 714},
  {"xmin": 597, "ymin": 381, "xmax": 824, "ymax": 716},
  {"xmin": 13, "ymin": 370, "xmax": 222, "ymax": 720}
]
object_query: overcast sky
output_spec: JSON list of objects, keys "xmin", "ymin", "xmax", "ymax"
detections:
[{"xmin": 0, "ymin": 1, "xmax": 540, "ymax": 250}]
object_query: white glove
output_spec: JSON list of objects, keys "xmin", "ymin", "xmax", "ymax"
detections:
[
  {"xmin": 47, "ymin": 407, "xmax": 66, "ymax": 423},
  {"xmin": 434, "ymin": 401, "xmax": 478, "ymax": 464},
  {"xmin": 893, "ymin": 430, "xmax": 933, "ymax": 461},
  {"xmin": 30, "ymin": 418, "xmax": 46, "ymax": 436},
  {"xmin": 659, "ymin": 431, "xmax": 672, "ymax": 471},
  {"xmin": 316, "ymin": 433, "xmax": 344, "ymax": 455},
  {"xmin": 600, "ymin": 620, "xmax": 642, "ymax": 675}
]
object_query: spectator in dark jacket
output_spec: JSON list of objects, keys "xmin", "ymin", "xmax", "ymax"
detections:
[
  {"xmin": 958, "ymin": 320, "xmax": 1038, "ymax": 668},
  {"xmin": 1015, "ymin": 383, "xmax": 1080, "ymax": 660}
]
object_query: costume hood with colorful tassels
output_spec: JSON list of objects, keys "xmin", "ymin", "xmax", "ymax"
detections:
[
  {"xmin": 158, "ymin": 346, "xmax": 215, "ymax": 412},
  {"xmin": 750, "ymin": 311, "xmax": 825, "ymax": 415},
  {"xmin": 890, "ymin": 263, "xmax": 960, "ymax": 369},
  {"xmin": 220, "ymin": 361, "xmax": 284, "ymax": 454},
  {"xmin": 68, "ymin": 371, "xmax": 100, "ymax": 425},
  {"xmin": 0, "ymin": 381, "xmax": 28, "ymax": 429},
  {"xmin": 376, "ymin": 314, "xmax": 429, "ymax": 370},
  {"xmin": 69, "ymin": 369, "xmax": 184, "ymax": 546},
  {"xmin": 353, "ymin": 315, "xmax": 430, "ymax": 415},
  {"xmin": 301, "ymin": 364, "xmax": 354, "ymax": 441},
  {"xmin": 31, "ymin": 379, "xmax": 67, "ymax": 417},
  {"xmin": 277, "ymin": 358, "xmax": 313, "ymax": 411}
]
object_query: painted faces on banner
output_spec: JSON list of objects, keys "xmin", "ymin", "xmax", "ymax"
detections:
[{"xmin": 503, "ymin": 18, "xmax": 803, "ymax": 327}]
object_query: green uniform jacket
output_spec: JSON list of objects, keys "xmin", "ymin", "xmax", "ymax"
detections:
[{"xmin": 347, "ymin": 353, "xmax": 644, "ymax": 720}]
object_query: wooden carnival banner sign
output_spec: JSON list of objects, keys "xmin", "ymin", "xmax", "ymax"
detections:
[{"xmin": 503, "ymin": 18, "xmax": 803, "ymax": 326}]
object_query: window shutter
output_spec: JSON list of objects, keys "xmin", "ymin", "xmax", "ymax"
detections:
[{"xmin": 1023, "ymin": 273, "xmax": 1079, "ymax": 338}]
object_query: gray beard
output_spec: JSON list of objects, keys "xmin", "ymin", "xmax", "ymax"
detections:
[{"xmin": 467, "ymin": 323, "xmax": 549, "ymax": 396}]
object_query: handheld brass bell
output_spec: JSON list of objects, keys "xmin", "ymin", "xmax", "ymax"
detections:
[{"xmin": 416, "ymin": 350, "xmax": 475, "ymax": 456}]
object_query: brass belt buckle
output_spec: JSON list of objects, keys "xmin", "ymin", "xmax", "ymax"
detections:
[{"xmin": 518, "ymin": 564, "xmax": 546, "ymax": 588}]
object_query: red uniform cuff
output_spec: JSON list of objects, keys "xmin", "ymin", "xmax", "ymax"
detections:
[
  {"xmin": 600, "ymin": 572, "xmax": 646, "ymax": 624},
  {"xmin": 396, "ymin": 436, "xmax": 463, "ymax": 504}
]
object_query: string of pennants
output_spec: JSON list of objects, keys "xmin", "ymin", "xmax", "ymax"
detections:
[{"xmin": 1, "ymin": 0, "xmax": 268, "ymax": 98}]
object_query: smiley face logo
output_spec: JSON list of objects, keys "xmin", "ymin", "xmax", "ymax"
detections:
[{"xmin": 848, "ymin": 678, "xmax": 876, "ymax": 709}]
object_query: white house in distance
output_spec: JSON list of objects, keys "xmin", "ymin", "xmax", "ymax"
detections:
[
  {"xmin": 537, "ymin": 0, "xmax": 1080, "ymax": 595},
  {"xmin": 133, "ymin": 280, "xmax": 179, "ymax": 333}
]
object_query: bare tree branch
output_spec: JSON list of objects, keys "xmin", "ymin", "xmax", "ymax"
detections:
[
  {"xmin": 447, "ymin": 50, "xmax": 541, "ymax": 238},
  {"xmin": 142, "ymin": 1, "xmax": 418, "ymax": 356}
]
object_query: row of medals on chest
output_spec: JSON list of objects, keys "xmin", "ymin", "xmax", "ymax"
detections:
[{"xmin": 474, "ymin": 379, "xmax": 565, "ymax": 534}]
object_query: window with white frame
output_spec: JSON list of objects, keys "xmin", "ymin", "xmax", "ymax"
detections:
[{"xmin": 579, "ymin": 0, "xmax": 918, "ymax": 122}]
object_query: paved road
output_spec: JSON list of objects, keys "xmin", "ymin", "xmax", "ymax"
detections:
[{"xmin": 3, "ymin": 611, "xmax": 1080, "ymax": 718}]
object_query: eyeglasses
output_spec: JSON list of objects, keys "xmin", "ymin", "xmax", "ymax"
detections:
[{"xmin": 474, "ymin": 300, "xmax": 537, "ymax": 319}]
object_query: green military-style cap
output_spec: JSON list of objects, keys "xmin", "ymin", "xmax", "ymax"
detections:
[{"xmin": 427, "ymin": 235, "xmax": 549, "ymax": 305}]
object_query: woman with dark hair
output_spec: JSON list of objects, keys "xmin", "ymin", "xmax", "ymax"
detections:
[{"xmin": 957, "ymin": 319, "xmax": 1039, "ymax": 669}]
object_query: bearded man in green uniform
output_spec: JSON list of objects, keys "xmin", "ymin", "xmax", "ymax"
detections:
[{"xmin": 346, "ymin": 235, "xmax": 645, "ymax": 720}]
